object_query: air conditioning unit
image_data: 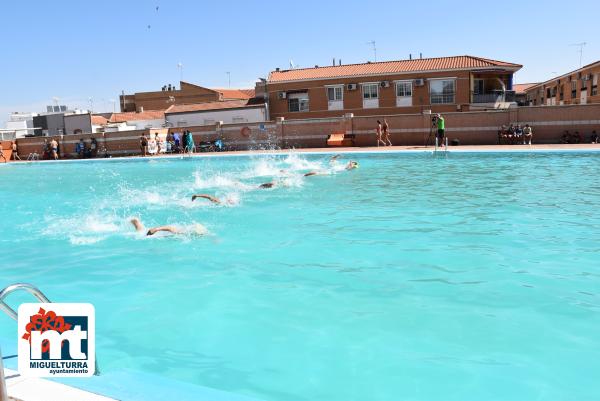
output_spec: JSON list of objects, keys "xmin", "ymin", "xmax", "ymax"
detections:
[
  {"xmin": 347, "ymin": 83, "xmax": 358, "ymax": 91},
  {"xmin": 380, "ymin": 81, "xmax": 390, "ymax": 88},
  {"xmin": 414, "ymin": 78, "xmax": 425, "ymax": 86},
  {"xmin": 278, "ymin": 91, "xmax": 287, "ymax": 99}
]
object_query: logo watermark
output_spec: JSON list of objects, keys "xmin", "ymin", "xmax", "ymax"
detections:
[{"xmin": 18, "ymin": 303, "xmax": 95, "ymax": 377}]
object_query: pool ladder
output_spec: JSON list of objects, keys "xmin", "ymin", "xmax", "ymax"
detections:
[{"xmin": 0, "ymin": 283, "xmax": 100, "ymax": 401}]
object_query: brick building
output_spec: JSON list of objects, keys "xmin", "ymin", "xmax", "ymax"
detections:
[
  {"xmin": 120, "ymin": 81, "xmax": 255, "ymax": 112},
  {"xmin": 265, "ymin": 55, "xmax": 521, "ymax": 120},
  {"xmin": 524, "ymin": 60, "xmax": 600, "ymax": 106}
]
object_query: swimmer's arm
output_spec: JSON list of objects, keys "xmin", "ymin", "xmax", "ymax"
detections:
[
  {"xmin": 130, "ymin": 218, "xmax": 145, "ymax": 232},
  {"xmin": 191, "ymin": 194, "xmax": 221, "ymax": 204},
  {"xmin": 147, "ymin": 226, "xmax": 181, "ymax": 236}
]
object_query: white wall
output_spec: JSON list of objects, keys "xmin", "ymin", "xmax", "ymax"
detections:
[
  {"xmin": 126, "ymin": 119, "xmax": 165, "ymax": 130},
  {"xmin": 166, "ymin": 106, "xmax": 266, "ymax": 128}
]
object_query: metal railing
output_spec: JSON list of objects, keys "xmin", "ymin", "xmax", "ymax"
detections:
[
  {"xmin": 0, "ymin": 283, "xmax": 50, "ymax": 321},
  {"xmin": 473, "ymin": 90, "xmax": 516, "ymax": 104}
]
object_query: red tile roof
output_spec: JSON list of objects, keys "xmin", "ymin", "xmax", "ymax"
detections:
[
  {"xmin": 213, "ymin": 89, "xmax": 255, "ymax": 99},
  {"xmin": 268, "ymin": 55, "xmax": 522, "ymax": 83},
  {"xmin": 109, "ymin": 110, "xmax": 165, "ymax": 123},
  {"xmin": 513, "ymin": 83, "xmax": 538, "ymax": 94},
  {"xmin": 165, "ymin": 100, "xmax": 261, "ymax": 114},
  {"xmin": 91, "ymin": 115, "xmax": 109, "ymax": 125}
]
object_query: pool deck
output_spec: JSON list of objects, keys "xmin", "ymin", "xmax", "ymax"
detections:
[{"xmin": 3, "ymin": 143, "xmax": 600, "ymax": 165}]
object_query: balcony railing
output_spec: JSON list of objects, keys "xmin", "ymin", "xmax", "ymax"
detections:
[{"xmin": 473, "ymin": 90, "xmax": 516, "ymax": 104}]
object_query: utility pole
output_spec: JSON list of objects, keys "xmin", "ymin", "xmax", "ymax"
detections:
[
  {"xmin": 366, "ymin": 40, "xmax": 377, "ymax": 62},
  {"xmin": 177, "ymin": 62, "xmax": 183, "ymax": 83},
  {"xmin": 569, "ymin": 42, "xmax": 587, "ymax": 67}
]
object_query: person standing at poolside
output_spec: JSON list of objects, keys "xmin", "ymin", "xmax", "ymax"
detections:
[
  {"xmin": 435, "ymin": 114, "xmax": 445, "ymax": 147},
  {"xmin": 522, "ymin": 124, "xmax": 533, "ymax": 145},
  {"xmin": 11, "ymin": 141, "xmax": 20, "ymax": 161},
  {"xmin": 50, "ymin": 137, "xmax": 59, "ymax": 160},
  {"xmin": 376, "ymin": 120, "xmax": 385, "ymax": 146},
  {"xmin": 140, "ymin": 134, "xmax": 148, "ymax": 157},
  {"xmin": 0, "ymin": 146, "xmax": 6, "ymax": 163},
  {"xmin": 382, "ymin": 118, "xmax": 392, "ymax": 146}
]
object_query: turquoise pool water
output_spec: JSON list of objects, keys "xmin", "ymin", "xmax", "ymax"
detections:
[{"xmin": 1, "ymin": 151, "xmax": 599, "ymax": 400}]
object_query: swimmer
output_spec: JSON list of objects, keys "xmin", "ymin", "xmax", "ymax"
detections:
[
  {"xmin": 258, "ymin": 182, "xmax": 276, "ymax": 189},
  {"xmin": 329, "ymin": 154, "xmax": 341, "ymax": 162},
  {"xmin": 191, "ymin": 194, "xmax": 221, "ymax": 204},
  {"xmin": 130, "ymin": 217, "xmax": 206, "ymax": 236},
  {"xmin": 304, "ymin": 171, "xmax": 327, "ymax": 177},
  {"xmin": 345, "ymin": 161, "xmax": 359, "ymax": 170}
]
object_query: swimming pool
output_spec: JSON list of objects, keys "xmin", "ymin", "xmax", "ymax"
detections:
[{"xmin": 1, "ymin": 151, "xmax": 599, "ymax": 400}]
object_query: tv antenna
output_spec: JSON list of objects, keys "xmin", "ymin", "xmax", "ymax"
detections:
[
  {"xmin": 177, "ymin": 62, "xmax": 183, "ymax": 82},
  {"xmin": 569, "ymin": 42, "xmax": 587, "ymax": 67},
  {"xmin": 366, "ymin": 40, "xmax": 377, "ymax": 62}
]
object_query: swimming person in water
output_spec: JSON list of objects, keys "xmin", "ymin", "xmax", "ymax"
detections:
[
  {"xmin": 258, "ymin": 182, "xmax": 276, "ymax": 189},
  {"xmin": 191, "ymin": 194, "xmax": 222, "ymax": 204},
  {"xmin": 345, "ymin": 161, "xmax": 359, "ymax": 170},
  {"xmin": 130, "ymin": 218, "xmax": 206, "ymax": 237}
]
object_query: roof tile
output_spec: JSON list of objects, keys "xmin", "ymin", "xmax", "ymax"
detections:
[{"xmin": 268, "ymin": 55, "xmax": 522, "ymax": 83}]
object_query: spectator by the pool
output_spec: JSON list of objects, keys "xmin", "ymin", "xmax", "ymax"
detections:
[
  {"xmin": 522, "ymin": 124, "xmax": 533, "ymax": 145},
  {"xmin": 560, "ymin": 131, "xmax": 571, "ymax": 144},
  {"xmin": 591, "ymin": 130, "xmax": 598, "ymax": 144},
  {"xmin": 90, "ymin": 138, "xmax": 98, "ymax": 157},
  {"xmin": 76, "ymin": 138, "xmax": 85, "ymax": 158},
  {"xmin": 0, "ymin": 147, "xmax": 5, "ymax": 163},
  {"xmin": 572, "ymin": 131, "xmax": 582, "ymax": 144},
  {"xmin": 11, "ymin": 141, "xmax": 20, "ymax": 160},
  {"xmin": 173, "ymin": 132, "xmax": 181, "ymax": 152},
  {"xmin": 140, "ymin": 134, "xmax": 148, "ymax": 156},
  {"xmin": 514, "ymin": 125, "xmax": 523, "ymax": 142},
  {"xmin": 50, "ymin": 137, "xmax": 59, "ymax": 160}
]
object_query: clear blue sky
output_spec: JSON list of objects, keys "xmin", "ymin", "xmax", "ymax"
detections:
[{"xmin": 1, "ymin": 0, "xmax": 599, "ymax": 125}]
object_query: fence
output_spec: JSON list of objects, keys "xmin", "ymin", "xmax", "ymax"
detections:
[{"xmin": 11, "ymin": 103, "xmax": 600, "ymax": 159}]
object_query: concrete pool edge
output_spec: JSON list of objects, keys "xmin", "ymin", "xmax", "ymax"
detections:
[{"xmin": 1, "ymin": 143, "xmax": 600, "ymax": 166}]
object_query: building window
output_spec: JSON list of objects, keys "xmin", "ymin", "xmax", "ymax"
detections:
[
  {"xmin": 232, "ymin": 117, "xmax": 246, "ymax": 124},
  {"xmin": 203, "ymin": 119, "xmax": 215, "ymax": 125},
  {"xmin": 571, "ymin": 80, "xmax": 577, "ymax": 98},
  {"xmin": 473, "ymin": 79, "xmax": 484, "ymax": 95},
  {"xmin": 430, "ymin": 79, "xmax": 456, "ymax": 104},
  {"xmin": 327, "ymin": 86, "xmax": 343, "ymax": 101},
  {"xmin": 362, "ymin": 83, "xmax": 379, "ymax": 99},
  {"xmin": 288, "ymin": 93, "xmax": 309, "ymax": 112},
  {"xmin": 581, "ymin": 78, "xmax": 588, "ymax": 91},
  {"xmin": 592, "ymin": 74, "xmax": 598, "ymax": 96},
  {"xmin": 395, "ymin": 81, "xmax": 412, "ymax": 107},
  {"xmin": 326, "ymin": 85, "xmax": 344, "ymax": 111},
  {"xmin": 361, "ymin": 83, "xmax": 379, "ymax": 108}
]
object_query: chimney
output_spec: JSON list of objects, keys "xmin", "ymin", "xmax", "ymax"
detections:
[
  {"xmin": 409, "ymin": 54, "xmax": 412, "ymax": 60},
  {"xmin": 333, "ymin": 58, "xmax": 335, "ymax": 66},
  {"xmin": 315, "ymin": 65, "xmax": 319, "ymax": 68},
  {"xmin": 420, "ymin": 52, "xmax": 423, "ymax": 59},
  {"xmin": 339, "ymin": 59, "xmax": 341, "ymax": 66},
  {"xmin": 276, "ymin": 67, "xmax": 280, "ymax": 72}
]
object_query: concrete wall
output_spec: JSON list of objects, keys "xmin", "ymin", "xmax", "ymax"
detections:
[
  {"xmin": 166, "ymin": 106, "xmax": 267, "ymax": 128},
  {"xmin": 12, "ymin": 104, "xmax": 600, "ymax": 158},
  {"xmin": 64, "ymin": 114, "xmax": 92, "ymax": 135}
]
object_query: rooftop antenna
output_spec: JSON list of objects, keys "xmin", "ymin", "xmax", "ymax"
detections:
[
  {"xmin": 226, "ymin": 71, "xmax": 231, "ymax": 88},
  {"xmin": 366, "ymin": 40, "xmax": 377, "ymax": 62},
  {"xmin": 569, "ymin": 42, "xmax": 587, "ymax": 67},
  {"xmin": 289, "ymin": 59, "xmax": 296, "ymax": 69},
  {"xmin": 177, "ymin": 62, "xmax": 183, "ymax": 83}
]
